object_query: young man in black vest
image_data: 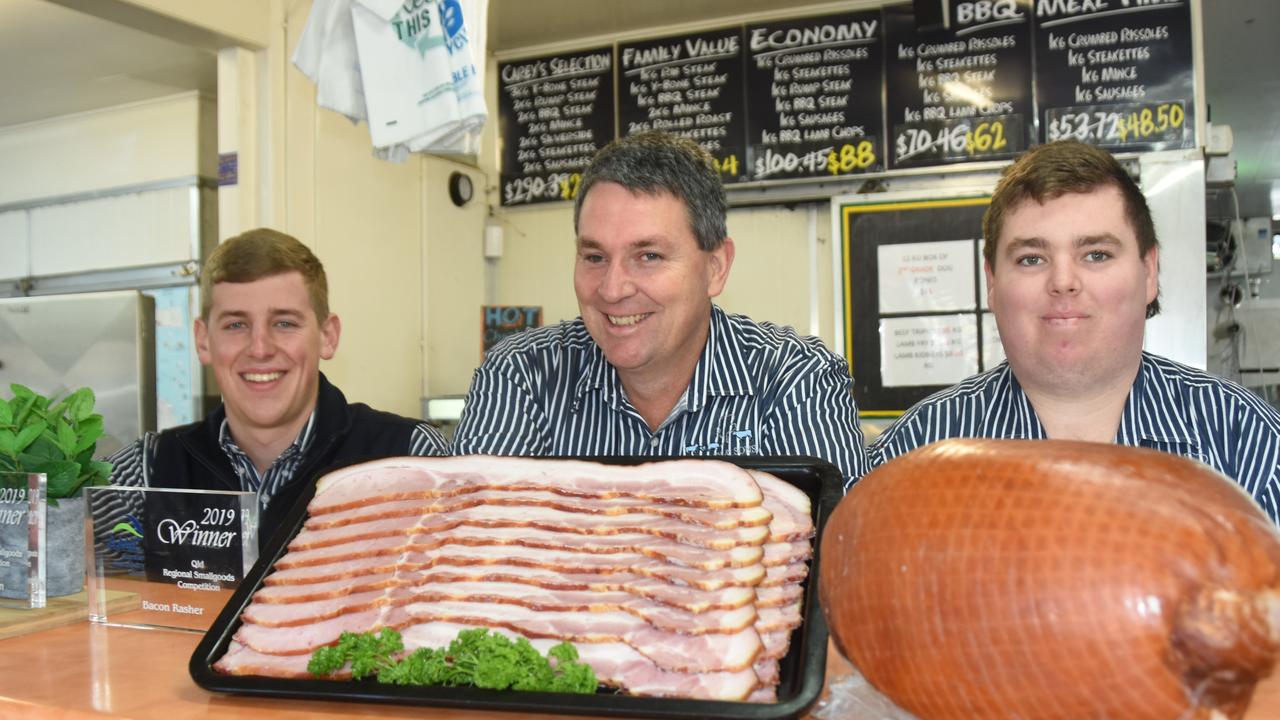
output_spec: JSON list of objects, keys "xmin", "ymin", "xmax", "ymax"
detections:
[{"xmin": 103, "ymin": 228, "xmax": 446, "ymax": 545}]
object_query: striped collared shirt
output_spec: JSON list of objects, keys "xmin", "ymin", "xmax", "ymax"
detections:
[
  {"xmin": 218, "ymin": 412, "xmax": 315, "ymax": 509},
  {"xmin": 868, "ymin": 352, "xmax": 1280, "ymax": 522},
  {"xmin": 452, "ymin": 305, "xmax": 868, "ymax": 485},
  {"xmin": 106, "ymin": 415, "xmax": 445, "ymax": 508}
]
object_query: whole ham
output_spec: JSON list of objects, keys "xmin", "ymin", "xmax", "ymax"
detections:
[{"xmin": 820, "ymin": 438, "xmax": 1280, "ymax": 720}]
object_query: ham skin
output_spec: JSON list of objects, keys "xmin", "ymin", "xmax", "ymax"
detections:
[{"xmin": 820, "ymin": 438, "xmax": 1280, "ymax": 720}]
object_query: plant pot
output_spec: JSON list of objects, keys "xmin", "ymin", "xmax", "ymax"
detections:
[
  {"xmin": 48, "ymin": 494, "xmax": 87, "ymax": 597},
  {"xmin": 0, "ymin": 494, "xmax": 86, "ymax": 600}
]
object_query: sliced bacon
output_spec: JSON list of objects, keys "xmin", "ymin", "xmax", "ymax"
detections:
[
  {"xmin": 760, "ymin": 560, "xmax": 808, "ymax": 588},
  {"xmin": 753, "ymin": 657, "xmax": 780, "ymax": 687},
  {"xmin": 749, "ymin": 470, "xmax": 813, "ymax": 539},
  {"xmin": 233, "ymin": 601, "xmax": 762, "ymax": 673},
  {"xmin": 759, "ymin": 628, "xmax": 793, "ymax": 661},
  {"xmin": 253, "ymin": 564, "xmax": 758, "ymax": 612},
  {"xmin": 214, "ymin": 640, "xmax": 316, "ymax": 678},
  {"xmin": 275, "ymin": 526, "xmax": 764, "ymax": 571},
  {"xmin": 762, "ymin": 539, "xmax": 811, "ymax": 567},
  {"xmin": 754, "ymin": 582, "xmax": 803, "ymax": 609},
  {"xmin": 288, "ymin": 504, "xmax": 769, "ymax": 552},
  {"xmin": 747, "ymin": 686, "xmax": 779, "ymax": 703},
  {"xmin": 305, "ymin": 490, "xmax": 773, "ymax": 531},
  {"xmin": 310, "ymin": 456, "xmax": 763, "ymax": 514},
  {"xmin": 242, "ymin": 580, "xmax": 759, "ymax": 635},
  {"xmin": 214, "ymin": 456, "xmax": 824, "ymax": 702},
  {"xmin": 399, "ymin": 623, "xmax": 760, "ymax": 701},
  {"xmin": 263, "ymin": 546, "xmax": 766, "ymax": 590}
]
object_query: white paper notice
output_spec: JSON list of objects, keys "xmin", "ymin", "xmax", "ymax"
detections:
[
  {"xmin": 877, "ymin": 240, "xmax": 977, "ymax": 314},
  {"xmin": 981, "ymin": 311, "xmax": 1005, "ymax": 370},
  {"xmin": 880, "ymin": 314, "xmax": 979, "ymax": 387}
]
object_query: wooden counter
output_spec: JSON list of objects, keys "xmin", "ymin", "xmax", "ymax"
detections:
[{"xmin": 1, "ymin": 619, "xmax": 1278, "ymax": 719}]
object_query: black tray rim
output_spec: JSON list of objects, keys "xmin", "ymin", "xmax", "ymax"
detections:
[{"xmin": 189, "ymin": 454, "xmax": 842, "ymax": 720}]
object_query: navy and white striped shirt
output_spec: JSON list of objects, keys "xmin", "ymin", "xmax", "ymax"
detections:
[
  {"xmin": 868, "ymin": 352, "xmax": 1280, "ymax": 522},
  {"xmin": 453, "ymin": 306, "xmax": 868, "ymax": 485}
]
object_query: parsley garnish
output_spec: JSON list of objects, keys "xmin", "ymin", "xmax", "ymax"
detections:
[{"xmin": 307, "ymin": 627, "xmax": 598, "ymax": 694}]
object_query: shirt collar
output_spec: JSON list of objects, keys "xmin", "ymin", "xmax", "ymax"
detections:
[
  {"xmin": 216, "ymin": 410, "xmax": 318, "ymax": 483},
  {"xmin": 986, "ymin": 363, "xmax": 1048, "ymax": 439},
  {"xmin": 1116, "ymin": 352, "xmax": 1201, "ymax": 449}
]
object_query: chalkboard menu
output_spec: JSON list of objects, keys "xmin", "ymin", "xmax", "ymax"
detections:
[
  {"xmin": 1036, "ymin": 0, "xmax": 1194, "ymax": 152},
  {"xmin": 884, "ymin": 1, "xmax": 1032, "ymax": 169},
  {"xmin": 493, "ymin": 2, "xmax": 1200, "ymax": 197},
  {"xmin": 745, "ymin": 11, "xmax": 885, "ymax": 181},
  {"xmin": 498, "ymin": 47, "xmax": 615, "ymax": 207},
  {"xmin": 839, "ymin": 196, "xmax": 995, "ymax": 415},
  {"xmin": 618, "ymin": 28, "xmax": 749, "ymax": 183}
]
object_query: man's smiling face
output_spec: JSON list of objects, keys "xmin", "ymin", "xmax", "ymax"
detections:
[
  {"xmin": 573, "ymin": 181, "xmax": 733, "ymax": 389},
  {"xmin": 195, "ymin": 271, "xmax": 339, "ymax": 437}
]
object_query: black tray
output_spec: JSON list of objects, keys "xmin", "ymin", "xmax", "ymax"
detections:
[{"xmin": 190, "ymin": 455, "xmax": 842, "ymax": 719}]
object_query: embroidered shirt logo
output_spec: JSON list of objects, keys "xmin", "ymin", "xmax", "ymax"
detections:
[{"xmin": 684, "ymin": 428, "xmax": 759, "ymax": 456}]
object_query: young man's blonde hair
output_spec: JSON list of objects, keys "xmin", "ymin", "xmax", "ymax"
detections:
[{"xmin": 200, "ymin": 228, "xmax": 330, "ymax": 320}]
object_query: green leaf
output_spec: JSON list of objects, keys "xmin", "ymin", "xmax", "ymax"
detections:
[
  {"xmin": 20, "ymin": 435, "xmax": 62, "ymax": 462},
  {"xmin": 68, "ymin": 388, "xmax": 96, "ymax": 422},
  {"xmin": 0, "ymin": 398, "xmax": 11, "ymax": 426},
  {"xmin": 83, "ymin": 460, "xmax": 112, "ymax": 488},
  {"xmin": 56, "ymin": 418, "xmax": 77, "ymax": 458},
  {"xmin": 74, "ymin": 416, "xmax": 104, "ymax": 454},
  {"xmin": 13, "ymin": 421, "xmax": 47, "ymax": 454},
  {"xmin": 26, "ymin": 459, "xmax": 79, "ymax": 497},
  {"xmin": 12, "ymin": 394, "xmax": 36, "ymax": 427},
  {"xmin": 0, "ymin": 429, "xmax": 16, "ymax": 458},
  {"xmin": 9, "ymin": 384, "xmax": 34, "ymax": 401}
]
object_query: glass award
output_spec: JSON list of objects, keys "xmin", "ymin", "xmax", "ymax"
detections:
[
  {"xmin": 0, "ymin": 472, "xmax": 46, "ymax": 609},
  {"xmin": 85, "ymin": 486, "xmax": 258, "ymax": 632}
]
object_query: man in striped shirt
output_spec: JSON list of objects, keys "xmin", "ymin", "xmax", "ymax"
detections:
[
  {"xmin": 453, "ymin": 132, "xmax": 866, "ymax": 485},
  {"xmin": 103, "ymin": 229, "xmax": 446, "ymax": 545},
  {"xmin": 869, "ymin": 141, "xmax": 1280, "ymax": 521}
]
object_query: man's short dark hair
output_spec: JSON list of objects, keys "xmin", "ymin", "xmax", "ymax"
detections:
[
  {"xmin": 574, "ymin": 131, "xmax": 728, "ymax": 251},
  {"xmin": 983, "ymin": 140, "xmax": 1160, "ymax": 318},
  {"xmin": 201, "ymin": 228, "xmax": 330, "ymax": 321}
]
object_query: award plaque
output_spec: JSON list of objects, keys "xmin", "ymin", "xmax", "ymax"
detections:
[
  {"xmin": 85, "ymin": 486, "xmax": 258, "ymax": 632},
  {"xmin": 0, "ymin": 472, "xmax": 47, "ymax": 608}
]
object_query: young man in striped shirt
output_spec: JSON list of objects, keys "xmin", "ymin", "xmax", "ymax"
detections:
[
  {"xmin": 869, "ymin": 140, "xmax": 1280, "ymax": 521},
  {"xmin": 453, "ymin": 131, "xmax": 866, "ymax": 486},
  {"xmin": 102, "ymin": 229, "xmax": 447, "ymax": 545}
]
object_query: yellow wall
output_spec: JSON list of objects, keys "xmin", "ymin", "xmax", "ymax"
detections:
[
  {"xmin": 270, "ymin": 0, "xmax": 440, "ymax": 418},
  {"xmin": 0, "ymin": 92, "xmax": 211, "ymax": 205}
]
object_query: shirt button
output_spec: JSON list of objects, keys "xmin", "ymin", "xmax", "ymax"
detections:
[{"xmin": 650, "ymin": 437, "xmax": 659, "ymax": 448}]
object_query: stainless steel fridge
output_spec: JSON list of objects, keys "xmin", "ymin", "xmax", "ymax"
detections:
[{"xmin": 0, "ymin": 291, "xmax": 156, "ymax": 455}]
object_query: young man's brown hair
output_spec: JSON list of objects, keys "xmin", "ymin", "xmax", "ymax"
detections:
[{"xmin": 200, "ymin": 228, "xmax": 330, "ymax": 321}]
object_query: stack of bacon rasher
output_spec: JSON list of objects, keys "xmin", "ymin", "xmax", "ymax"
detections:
[{"xmin": 213, "ymin": 456, "xmax": 815, "ymax": 702}]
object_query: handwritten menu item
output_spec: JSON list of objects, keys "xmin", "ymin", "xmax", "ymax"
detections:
[
  {"xmin": 618, "ymin": 28, "xmax": 748, "ymax": 183},
  {"xmin": 884, "ymin": 1, "xmax": 1033, "ymax": 169},
  {"xmin": 879, "ymin": 314, "xmax": 980, "ymax": 388},
  {"xmin": 877, "ymin": 239, "xmax": 977, "ymax": 314},
  {"xmin": 1036, "ymin": 0, "xmax": 1194, "ymax": 151},
  {"xmin": 744, "ymin": 11, "xmax": 885, "ymax": 181},
  {"xmin": 498, "ymin": 47, "xmax": 615, "ymax": 206}
]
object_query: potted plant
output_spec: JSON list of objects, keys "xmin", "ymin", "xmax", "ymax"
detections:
[{"xmin": 0, "ymin": 384, "xmax": 113, "ymax": 598}]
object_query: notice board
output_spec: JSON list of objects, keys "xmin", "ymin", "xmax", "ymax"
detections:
[{"xmin": 838, "ymin": 195, "xmax": 1003, "ymax": 417}]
